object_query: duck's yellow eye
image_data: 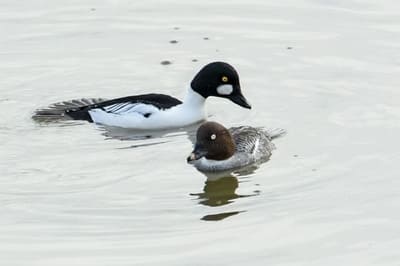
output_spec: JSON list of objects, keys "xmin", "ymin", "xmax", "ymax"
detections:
[{"xmin": 221, "ymin": 76, "xmax": 228, "ymax": 82}]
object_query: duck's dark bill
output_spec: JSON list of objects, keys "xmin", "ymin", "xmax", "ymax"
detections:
[
  {"xmin": 187, "ymin": 149, "xmax": 207, "ymax": 162},
  {"xmin": 229, "ymin": 94, "xmax": 251, "ymax": 109}
]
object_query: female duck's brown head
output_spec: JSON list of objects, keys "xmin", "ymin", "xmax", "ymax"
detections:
[{"xmin": 187, "ymin": 121, "xmax": 236, "ymax": 162}]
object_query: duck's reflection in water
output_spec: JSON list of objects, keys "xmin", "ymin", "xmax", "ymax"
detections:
[
  {"xmin": 192, "ymin": 176, "xmax": 242, "ymax": 207},
  {"xmin": 96, "ymin": 123, "xmax": 199, "ymax": 149},
  {"xmin": 201, "ymin": 211, "xmax": 243, "ymax": 221},
  {"xmin": 191, "ymin": 169, "xmax": 261, "ymax": 221},
  {"xmin": 99, "ymin": 123, "xmax": 198, "ymax": 141}
]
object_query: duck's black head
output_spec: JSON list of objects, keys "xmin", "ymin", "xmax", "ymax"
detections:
[
  {"xmin": 190, "ymin": 62, "xmax": 251, "ymax": 109},
  {"xmin": 187, "ymin": 121, "xmax": 236, "ymax": 162}
]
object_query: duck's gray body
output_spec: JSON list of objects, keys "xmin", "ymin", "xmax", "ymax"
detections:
[{"xmin": 192, "ymin": 126, "xmax": 285, "ymax": 172}]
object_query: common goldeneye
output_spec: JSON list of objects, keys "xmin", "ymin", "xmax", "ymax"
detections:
[
  {"xmin": 187, "ymin": 121, "xmax": 285, "ymax": 172},
  {"xmin": 33, "ymin": 62, "xmax": 251, "ymax": 129}
]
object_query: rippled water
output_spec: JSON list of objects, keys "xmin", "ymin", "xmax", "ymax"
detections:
[{"xmin": 1, "ymin": 0, "xmax": 400, "ymax": 265}]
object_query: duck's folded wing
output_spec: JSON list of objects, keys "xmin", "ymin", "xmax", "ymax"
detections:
[
  {"xmin": 33, "ymin": 94, "xmax": 182, "ymax": 122},
  {"xmin": 92, "ymin": 94, "xmax": 182, "ymax": 111},
  {"xmin": 91, "ymin": 94, "xmax": 182, "ymax": 119},
  {"xmin": 230, "ymin": 126, "xmax": 263, "ymax": 153},
  {"xmin": 102, "ymin": 102, "xmax": 157, "ymax": 116}
]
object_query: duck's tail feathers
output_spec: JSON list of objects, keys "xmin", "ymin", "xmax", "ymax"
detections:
[
  {"xmin": 264, "ymin": 128, "xmax": 286, "ymax": 140},
  {"xmin": 32, "ymin": 98, "xmax": 107, "ymax": 122}
]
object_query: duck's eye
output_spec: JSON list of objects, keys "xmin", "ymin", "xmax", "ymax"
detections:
[
  {"xmin": 221, "ymin": 76, "xmax": 228, "ymax": 83},
  {"xmin": 210, "ymin": 134, "xmax": 217, "ymax": 140}
]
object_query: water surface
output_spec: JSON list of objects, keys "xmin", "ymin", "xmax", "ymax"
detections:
[{"xmin": 1, "ymin": 0, "xmax": 400, "ymax": 265}]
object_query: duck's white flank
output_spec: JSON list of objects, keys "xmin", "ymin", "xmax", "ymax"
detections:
[
  {"xmin": 194, "ymin": 153, "xmax": 252, "ymax": 173},
  {"xmin": 88, "ymin": 88, "xmax": 207, "ymax": 129}
]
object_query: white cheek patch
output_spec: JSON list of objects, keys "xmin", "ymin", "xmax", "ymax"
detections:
[{"xmin": 216, "ymin": 84, "xmax": 233, "ymax": 95}]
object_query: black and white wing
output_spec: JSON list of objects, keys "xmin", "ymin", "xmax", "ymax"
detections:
[{"xmin": 33, "ymin": 93, "xmax": 182, "ymax": 122}]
